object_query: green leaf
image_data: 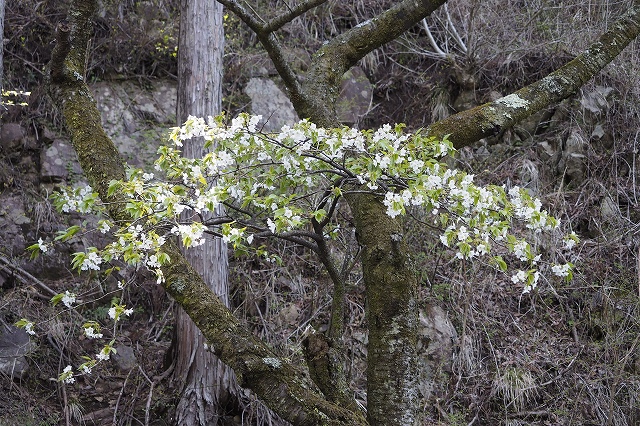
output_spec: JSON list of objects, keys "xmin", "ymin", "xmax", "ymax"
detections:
[
  {"xmin": 55, "ymin": 225, "xmax": 81, "ymax": 242},
  {"xmin": 493, "ymin": 256, "xmax": 508, "ymax": 272},
  {"xmin": 157, "ymin": 252, "xmax": 170, "ymax": 265},
  {"xmin": 312, "ymin": 209, "xmax": 327, "ymax": 222},
  {"xmin": 50, "ymin": 293, "xmax": 64, "ymax": 306},
  {"xmin": 26, "ymin": 243, "xmax": 40, "ymax": 260},
  {"xmin": 15, "ymin": 318, "xmax": 31, "ymax": 328},
  {"xmin": 71, "ymin": 252, "xmax": 87, "ymax": 272}
]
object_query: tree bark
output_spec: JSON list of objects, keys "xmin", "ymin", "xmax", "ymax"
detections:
[
  {"xmin": 48, "ymin": 0, "xmax": 640, "ymax": 424},
  {"xmin": 172, "ymin": 0, "xmax": 241, "ymax": 424},
  {"xmin": 345, "ymin": 193, "xmax": 419, "ymax": 426},
  {"xmin": 225, "ymin": 2, "xmax": 640, "ymax": 424}
]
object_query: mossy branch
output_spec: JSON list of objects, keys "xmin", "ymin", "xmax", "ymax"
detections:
[
  {"xmin": 222, "ymin": 0, "xmax": 447, "ymax": 126},
  {"xmin": 426, "ymin": 3, "xmax": 640, "ymax": 149},
  {"xmin": 49, "ymin": 23, "xmax": 70, "ymax": 82},
  {"xmin": 297, "ymin": 0, "xmax": 447, "ymax": 125}
]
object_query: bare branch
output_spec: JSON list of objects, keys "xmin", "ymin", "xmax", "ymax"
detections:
[
  {"xmin": 315, "ymin": 0, "xmax": 446, "ymax": 69},
  {"xmin": 443, "ymin": 3, "xmax": 466, "ymax": 54},
  {"xmin": 299, "ymin": 217, "xmax": 358, "ymax": 413},
  {"xmin": 298, "ymin": 0, "xmax": 447, "ymax": 125},
  {"xmin": 421, "ymin": 18, "xmax": 447, "ymax": 59},
  {"xmin": 217, "ymin": 0, "xmax": 304, "ymax": 102},
  {"xmin": 259, "ymin": 32, "xmax": 304, "ymax": 96},
  {"xmin": 216, "ymin": 0, "xmax": 265, "ymax": 33},
  {"xmin": 264, "ymin": 0, "xmax": 329, "ymax": 33},
  {"xmin": 49, "ymin": 23, "xmax": 71, "ymax": 82}
]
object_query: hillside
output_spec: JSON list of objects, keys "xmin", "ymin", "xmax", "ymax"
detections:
[{"xmin": 0, "ymin": 1, "xmax": 638, "ymax": 425}]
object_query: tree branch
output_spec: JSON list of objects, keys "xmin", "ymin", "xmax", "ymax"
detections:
[
  {"xmin": 259, "ymin": 32, "xmax": 304, "ymax": 97},
  {"xmin": 300, "ymin": 218, "xmax": 358, "ymax": 414},
  {"xmin": 47, "ymin": 1, "xmax": 365, "ymax": 424},
  {"xmin": 216, "ymin": 0, "xmax": 265, "ymax": 33},
  {"xmin": 298, "ymin": 0, "xmax": 447, "ymax": 125},
  {"xmin": 217, "ymin": 0, "xmax": 304, "ymax": 104},
  {"xmin": 49, "ymin": 23, "xmax": 70, "ymax": 82},
  {"xmin": 264, "ymin": 0, "xmax": 329, "ymax": 33},
  {"xmin": 426, "ymin": 2, "xmax": 640, "ymax": 148}
]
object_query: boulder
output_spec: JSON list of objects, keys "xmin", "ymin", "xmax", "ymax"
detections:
[
  {"xmin": 40, "ymin": 139, "xmax": 83, "ymax": 183},
  {"xmin": 0, "ymin": 324, "xmax": 35, "ymax": 379},
  {"xmin": 0, "ymin": 195, "xmax": 29, "ymax": 256},
  {"xmin": 112, "ymin": 344, "xmax": 137, "ymax": 372},
  {"xmin": 245, "ymin": 78, "xmax": 299, "ymax": 132},
  {"xmin": 91, "ymin": 80, "xmax": 177, "ymax": 169},
  {"xmin": 558, "ymin": 128, "xmax": 587, "ymax": 183},
  {"xmin": 416, "ymin": 305, "xmax": 458, "ymax": 400},
  {"xmin": 0, "ymin": 123, "xmax": 26, "ymax": 155}
]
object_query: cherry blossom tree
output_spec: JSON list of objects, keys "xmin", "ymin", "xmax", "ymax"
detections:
[{"xmin": 38, "ymin": 0, "xmax": 640, "ymax": 425}]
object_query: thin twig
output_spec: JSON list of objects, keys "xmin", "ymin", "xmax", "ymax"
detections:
[
  {"xmin": 0, "ymin": 255, "xmax": 58, "ymax": 297},
  {"xmin": 62, "ymin": 382, "xmax": 71, "ymax": 426},
  {"xmin": 444, "ymin": 3, "xmax": 467, "ymax": 53},
  {"xmin": 264, "ymin": 0, "xmax": 329, "ymax": 33},
  {"xmin": 422, "ymin": 18, "xmax": 447, "ymax": 58},
  {"xmin": 113, "ymin": 369, "xmax": 133, "ymax": 425}
]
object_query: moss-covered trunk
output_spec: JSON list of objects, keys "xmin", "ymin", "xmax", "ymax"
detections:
[{"xmin": 346, "ymin": 193, "xmax": 419, "ymax": 425}]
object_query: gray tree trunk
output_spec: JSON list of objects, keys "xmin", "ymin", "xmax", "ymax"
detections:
[{"xmin": 173, "ymin": 0, "xmax": 239, "ymax": 424}]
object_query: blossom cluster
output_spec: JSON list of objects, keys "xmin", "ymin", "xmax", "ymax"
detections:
[
  {"xmin": 21, "ymin": 114, "xmax": 579, "ymax": 384},
  {"xmin": 33, "ymin": 115, "xmax": 578, "ymax": 294},
  {"xmin": 17, "ymin": 297, "xmax": 135, "ymax": 384},
  {"xmin": 38, "ymin": 114, "xmax": 577, "ymax": 290},
  {"xmin": 52, "ymin": 185, "xmax": 103, "ymax": 214},
  {"xmin": 52, "ymin": 301, "xmax": 132, "ymax": 383}
]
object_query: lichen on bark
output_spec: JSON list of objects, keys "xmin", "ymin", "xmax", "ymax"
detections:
[{"xmin": 345, "ymin": 191, "xmax": 419, "ymax": 425}]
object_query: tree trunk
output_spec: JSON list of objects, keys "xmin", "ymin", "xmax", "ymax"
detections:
[
  {"xmin": 172, "ymin": 0, "xmax": 240, "ymax": 424},
  {"xmin": 345, "ymin": 192, "xmax": 419, "ymax": 425},
  {"xmin": 48, "ymin": 1, "xmax": 365, "ymax": 424}
]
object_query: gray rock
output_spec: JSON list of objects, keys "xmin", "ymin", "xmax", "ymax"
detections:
[
  {"xmin": 0, "ymin": 195, "xmax": 29, "ymax": 255},
  {"xmin": 112, "ymin": 344, "xmax": 137, "ymax": 372},
  {"xmin": 580, "ymin": 85, "xmax": 614, "ymax": 115},
  {"xmin": 336, "ymin": 67, "xmax": 373, "ymax": 126},
  {"xmin": 91, "ymin": 80, "xmax": 177, "ymax": 169},
  {"xmin": 600, "ymin": 195, "xmax": 620, "ymax": 222},
  {"xmin": 0, "ymin": 123, "xmax": 25, "ymax": 153},
  {"xmin": 0, "ymin": 324, "xmax": 35, "ymax": 379},
  {"xmin": 245, "ymin": 78, "xmax": 299, "ymax": 132},
  {"xmin": 39, "ymin": 126, "xmax": 57, "ymax": 144},
  {"xmin": 40, "ymin": 139, "xmax": 83, "ymax": 183},
  {"xmin": 558, "ymin": 128, "xmax": 587, "ymax": 183}
]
